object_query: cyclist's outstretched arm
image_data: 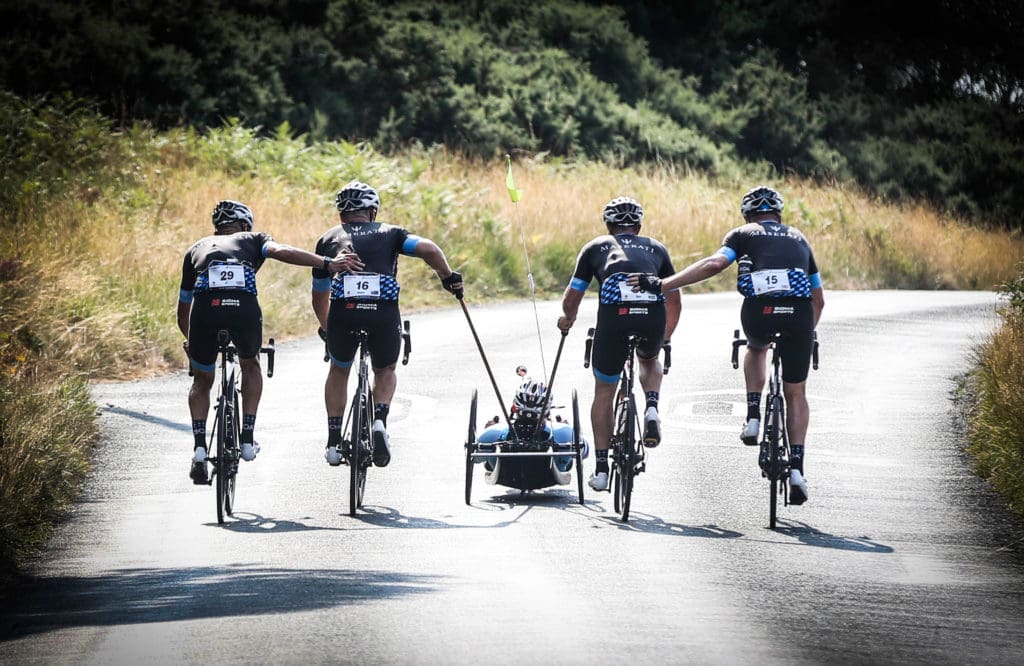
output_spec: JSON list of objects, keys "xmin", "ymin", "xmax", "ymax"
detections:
[
  {"xmin": 412, "ymin": 239, "xmax": 462, "ymax": 295},
  {"xmin": 663, "ymin": 253, "xmax": 731, "ymax": 291},
  {"xmin": 265, "ymin": 241, "xmax": 359, "ymax": 272}
]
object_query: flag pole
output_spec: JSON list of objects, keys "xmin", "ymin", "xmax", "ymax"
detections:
[{"xmin": 506, "ymin": 154, "xmax": 548, "ymax": 380}]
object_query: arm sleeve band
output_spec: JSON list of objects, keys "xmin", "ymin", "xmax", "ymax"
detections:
[
  {"xmin": 809, "ymin": 273, "xmax": 823, "ymax": 289},
  {"xmin": 717, "ymin": 247, "xmax": 737, "ymax": 263},
  {"xmin": 401, "ymin": 235, "xmax": 422, "ymax": 255},
  {"xmin": 569, "ymin": 277, "xmax": 589, "ymax": 292},
  {"xmin": 312, "ymin": 277, "xmax": 332, "ymax": 293},
  {"xmin": 179, "ymin": 289, "xmax": 194, "ymax": 304}
]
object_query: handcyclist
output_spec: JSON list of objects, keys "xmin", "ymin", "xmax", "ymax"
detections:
[
  {"xmin": 179, "ymin": 200, "xmax": 356, "ymax": 484},
  {"xmin": 630, "ymin": 185, "xmax": 824, "ymax": 504},
  {"xmin": 557, "ymin": 196, "xmax": 681, "ymax": 492},
  {"xmin": 311, "ymin": 180, "xmax": 463, "ymax": 468},
  {"xmin": 474, "ymin": 378, "xmax": 591, "ymax": 475}
]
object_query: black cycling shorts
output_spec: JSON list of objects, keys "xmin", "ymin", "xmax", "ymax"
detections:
[
  {"xmin": 188, "ymin": 292, "xmax": 263, "ymax": 369},
  {"xmin": 327, "ymin": 300, "xmax": 402, "ymax": 368},
  {"xmin": 740, "ymin": 297, "xmax": 814, "ymax": 384},
  {"xmin": 591, "ymin": 303, "xmax": 666, "ymax": 383}
]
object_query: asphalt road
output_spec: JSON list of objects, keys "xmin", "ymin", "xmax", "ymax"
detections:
[{"xmin": 2, "ymin": 291, "xmax": 1023, "ymax": 665}]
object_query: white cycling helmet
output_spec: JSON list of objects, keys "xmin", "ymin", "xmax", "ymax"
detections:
[
  {"xmin": 513, "ymin": 379, "xmax": 549, "ymax": 419},
  {"xmin": 335, "ymin": 180, "xmax": 380, "ymax": 212},
  {"xmin": 602, "ymin": 196, "xmax": 644, "ymax": 226},
  {"xmin": 740, "ymin": 185, "xmax": 784, "ymax": 216},
  {"xmin": 212, "ymin": 200, "xmax": 254, "ymax": 230}
]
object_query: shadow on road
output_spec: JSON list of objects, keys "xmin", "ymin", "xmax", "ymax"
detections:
[
  {"xmin": 593, "ymin": 512, "xmax": 744, "ymax": 539},
  {"xmin": 100, "ymin": 404, "xmax": 191, "ymax": 433},
  {"xmin": 0, "ymin": 565, "xmax": 441, "ymax": 640},
  {"xmin": 211, "ymin": 512, "xmax": 347, "ymax": 533},
  {"xmin": 773, "ymin": 520, "xmax": 894, "ymax": 553}
]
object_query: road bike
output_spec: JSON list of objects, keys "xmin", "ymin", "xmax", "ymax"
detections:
[
  {"xmin": 334, "ymin": 322, "xmax": 411, "ymax": 516},
  {"xmin": 732, "ymin": 329, "xmax": 818, "ymax": 529},
  {"xmin": 204, "ymin": 329, "xmax": 275, "ymax": 524},
  {"xmin": 585, "ymin": 328, "xmax": 671, "ymax": 522}
]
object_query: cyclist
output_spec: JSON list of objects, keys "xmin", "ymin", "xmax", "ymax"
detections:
[
  {"xmin": 180, "ymin": 200, "xmax": 356, "ymax": 484},
  {"xmin": 312, "ymin": 180, "xmax": 463, "ymax": 468},
  {"xmin": 630, "ymin": 185, "xmax": 824, "ymax": 504},
  {"xmin": 474, "ymin": 379, "xmax": 590, "ymax": 476},
  {"xmin": 557, "ymin": 196, "xmax": 681, "ymax": 492}
]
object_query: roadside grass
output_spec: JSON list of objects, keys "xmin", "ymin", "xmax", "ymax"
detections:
[
  {"xmin": 2, "ymin": 103, "xmax": 1024, "ymax": 586},
  {"xmin": 964, "ymin": 263, "xmax": 1024, "ymax": 520}
]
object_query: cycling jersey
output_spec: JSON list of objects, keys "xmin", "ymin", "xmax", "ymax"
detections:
[
  {"xmin": 313, "ymin": 220, "xmax": 420, "ymax": 367},
  {"xmin": 718, "ymin": 221, "xmax": 822, "ymax": 298},
  {"xmin": 569, "ymin": 233, "xmax": 676, "ymax": 304},
  {"xmin": 568, "ymin": 233, "xmax": 675, "ymax": 383},
  {"xmin": 179, "ymin": 231, "xmax": 273, "ymax": 301},
  {"xmin": 311, "ymin": 221, "xmax": 420, "ymax": 302},
  {"xmin": 179, "ymin": 232, "xmax": 274, "ymax": 370}
]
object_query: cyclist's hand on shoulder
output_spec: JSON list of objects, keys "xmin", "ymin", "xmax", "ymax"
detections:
[
  {"xmin": 628, "ymin": 272, "xmax": 662, "ymax": 294},
  {"xmin": 329, "ymin": 250, "xmax": 364, "ymax": 273},
  {"xmin": 441, "ymin": 271, "xmax": 463, "ymax": 299}
]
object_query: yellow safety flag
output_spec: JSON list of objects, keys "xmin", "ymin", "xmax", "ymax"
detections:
[{"xmin": 505, "ymin": 154, "xmax": 521, "ymax": 203}]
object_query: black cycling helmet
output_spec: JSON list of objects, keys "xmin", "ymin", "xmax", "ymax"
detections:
[
  {"xmin": 212, "ymin": 200, "xmax": 254, "ymax": 230},
  {"xmin": 602, "ymin": 196, "xmax": 644, "ymax": 226},
  {"xmin": 740, "ymin": 186, "xmax": 784, "ymax": 216},
  {"xmin": 335, "ymin": 180, "xmax": 380, "ymax": 212}
]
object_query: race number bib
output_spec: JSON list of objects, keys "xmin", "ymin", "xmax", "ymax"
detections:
[
  {"xmin": 751, "ymin": 269, "xmax": 791, "ymax": 295},
  {"xmin": 209, "ymin": 263, "xmax": 246, "ymax": 289},
  {"xmin": 618, "ymin": 281, "xmax": 658, "ymax": 302},
  {"xmin": 343, "ymin": 274, "xmax": 381, "ymax": 299}
]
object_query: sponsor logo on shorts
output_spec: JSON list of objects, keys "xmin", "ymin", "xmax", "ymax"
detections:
[
  {"xmin": 213, "ymin": 298, "xmax": 240, "ymax": 307},
  {"xmin": 345, "ymin": 303, "xmax": 356, "ymax": 309},
  {"xmin": 355, "ymin": 303, "xmax": 378, "ymax": 310},
  {"xmin": 618, "ymin": 306, "xmax": 649, "ymax": 316},
  {"xmin": 763, "ymin": 305, "xmax": 794, "ymax": 315}
]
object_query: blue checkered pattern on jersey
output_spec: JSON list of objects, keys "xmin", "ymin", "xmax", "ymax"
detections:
[
  {"xmin": 737, "ymin": 268, "xmax": 811, "ymax": 298},
  {"xmin": 330, "ymin": 272, "xmax": 401, "ymax": 301},
  {"xmin": 599, "ymin": 272, "xmax": 665, "ymax": 305},
  {"xmin": 194, "ymin": 263, "xmax": 258, "ymax": 296}
]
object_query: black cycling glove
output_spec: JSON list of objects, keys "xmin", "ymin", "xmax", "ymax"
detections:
[
  {"xmin": 441, "ymin": 271, "xmax": 464, "ymax": 299},
  {"xmin": 635, "ymin": 273, "xmax": 662, "ymax": 294}
]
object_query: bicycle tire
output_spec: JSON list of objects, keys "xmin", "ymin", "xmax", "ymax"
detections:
[
  {"xmin": 768, "ymin": 394, "xmax": 783, "ymax": 529},
  {"xmin": 572, "ymin": 389, "xmax": 584, "ymax": 505},
  {"xmin": 215, "ymin": 393, "xmax": 229, "ymax": 524},
  {"xmin": 619, "ymin": 392, "xmax": 636, "ymax": 522},
  {"xmin": 464, "ymin": 390, "xmax": 477, "ymax": 505},
  {"xmin": 349, "ymin": 381, "xmax": 364, "ymax": 516},
  {"xmin": 224, "ymin": 388, "xmax": 240, "ymax": 516}
]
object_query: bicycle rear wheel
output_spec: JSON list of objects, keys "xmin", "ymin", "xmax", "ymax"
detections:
[
  {"xmin": 464, "ymin": 390, "xmax": 477, "ymax": 505},
  {"xmin": 768, "ymin": 394, "xmax": 783, "ymax": 529},
  {"xmin": 349, "ymin": 388, "xmax": 367, "ymax": 516},
  {"xmin": 215, "ymin": 393, "xmax": 229, "ymax": 524},
  {"xmin": 615, "ymin": 392, "xmax": 636, "ymax": 522},
  {"xmin": 223, "ymin": 389, "xmax": 240, "ymax": 516}
]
